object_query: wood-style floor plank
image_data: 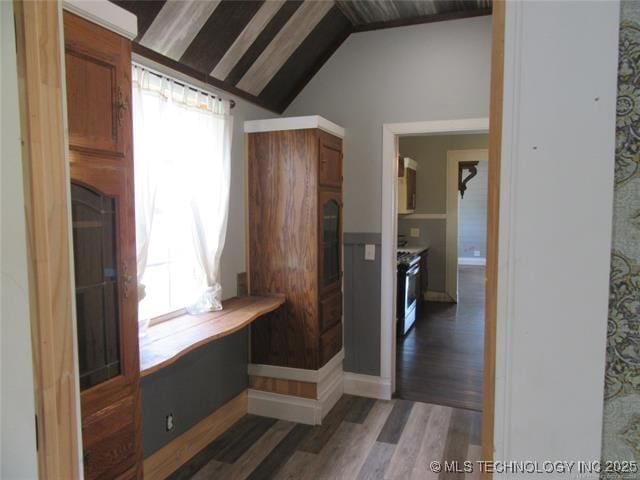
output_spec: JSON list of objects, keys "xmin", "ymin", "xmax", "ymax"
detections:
[
  {"xmin": 298, "ymin": 395, "xmax": 356, "ymax": 453},
  {"xmin": 396, "ymin": 266, "xmax": 485, "ymax": 411},
  {"xmin": 273, "ymin": 451, "xmax": 317, "ymax": 480},
  {"xmin": 344, "ymin": 396, "xmax": 376, "ymax": 424},
  {"xmin": 356, "ymin": 442, "xmax": 395, "ymax": 480},
  {"xmin": 465, "ymin": 444, "xmax": 482, "ymax": 480},
  {"xmin": 439, "ymin": 409, "xmax": 474, "ymax": 480},
  {"xmin": 376, "ymin": 399, "xmax": 414, "ymax": 444},
  {"xmin": 308, "ymin": 400, "xmax": 393, "ymax": 479},
  {"xmin": 178, "ymin": 395, "xmax": 480, "ymax": 480},
  {"xmin": 412, "ymin": 405, "xmax": 453, "ymax": 480},
  {"xmin": 385, "ymin": 402, "xmax": 433, "ymax": 479},
  {"xmin": 223, "ymin": 420, "xmax": 295, "ymax": 480},
  {"xmin": 246, "ymin": 424, "xmax": 312, "ymax": 480}
]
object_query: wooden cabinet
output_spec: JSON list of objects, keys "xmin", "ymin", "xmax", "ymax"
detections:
[
  {"xmin": 64, "ymin": 12, "xmax": 142, "ymax": 479},
  {"xmin": 247, "ymin": 120, "xmax": 344, "ymax": 370},
  {"xmin": 398, "ymin": 156, "xmax": 417, "ymax": 214}
]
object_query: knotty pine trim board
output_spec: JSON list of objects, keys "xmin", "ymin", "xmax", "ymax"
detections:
[
  {"xmin": 483, "ymin": 1, "xmax": 505, "ymax": 477},
  {"xmin": 14, "ymin": 1, "xmax": 82, "ymax": 478}
]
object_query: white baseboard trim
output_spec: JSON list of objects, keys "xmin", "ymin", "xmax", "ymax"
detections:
[
  {"xmin": 248, "ymin": 389, "xmax": 321, "ymax": 425},
  {"xmin": 248, "ymin": 349, "xmax": 345, "ymax": 383},
  {"xmin": 247, "ymin": 350, "xmax": 344, "ymax": 425},
  {"xmin": 343, "ymin": 372, "xmax": 392, "ymax": 400},
  {"xmin": 424, "ymin": 290, "xmax": 455, "ymax": 303},
  {"xmin": 458, "ymin": 257, "xmax": 486, "ymax": 266}
]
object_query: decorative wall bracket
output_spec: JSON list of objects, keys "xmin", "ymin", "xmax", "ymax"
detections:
[{"xmin": 458, "ymin": 161, "xmax": 479, "ymax": 198}]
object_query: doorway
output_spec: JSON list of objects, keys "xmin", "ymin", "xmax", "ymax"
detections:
[{"xmin": 393, "ymin": 138, "xmax": 488, "ymax": 411}]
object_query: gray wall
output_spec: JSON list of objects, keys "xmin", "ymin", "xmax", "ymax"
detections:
[
  {"xmin": 398, "ymin": 134, "xmax": 489, "ymax": 290},
  {"xmin": 344, "ymin": 234, "xmax": 381, "ymax": 376},
  {"xmin": 398, "ymin": 134, "xmax": 489, "ymax": 214},
  {"xmin": 285, "ymin": 16, "xmax": 491, "ymax": 375},
  {"xmin": 458, "ymin": 160, "xmax": 488, "ymax": 259},
  {"xmin": 141, "ymin": 329, "xmax": 247, "ymax": 457},
  {"xmin": 285, "ymin": 16, "xmax": 491, "ymax": 233},
  {"xmin": 1, "ymin": 2, "xmax": 40, "ymax": 478}
]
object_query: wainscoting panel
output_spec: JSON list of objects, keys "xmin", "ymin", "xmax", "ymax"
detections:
[
  {"xmin": 602, "ymin": 0, "xmax": 640, "ymax": 464},
  {"xmin": 343, "ymin": 233, "xmax": 381, "ymax": 376},
  {"xmin": 141, "ymin": 329, "xmax": 248, "ymax": 457}
]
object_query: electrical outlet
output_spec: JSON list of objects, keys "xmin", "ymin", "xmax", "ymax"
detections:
[
  {"xmin": 410, "ymin": 228, "xmax": 420, "ymax": 238},
  {"xmin": 166, "ymin": 413, "xmax": 174, "ymax": 432},
  {"xmin": 364, "ymin": 244, "xmax": 375, "ymax": 261}
]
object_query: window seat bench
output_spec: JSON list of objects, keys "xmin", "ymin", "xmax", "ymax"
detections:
[{"xmin": 140, "ymin": 294, "xmax": 285, "ymax": 376}]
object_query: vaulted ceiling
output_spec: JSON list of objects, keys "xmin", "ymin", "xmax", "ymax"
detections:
[{"xmin": 112, "ymin": 0, "xmax": 491, "ymax": 113}]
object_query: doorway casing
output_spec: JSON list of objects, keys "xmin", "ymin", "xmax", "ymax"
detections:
[{"xmin": 380, "ymin": 118, "xmax": 489, "ymax": 396}]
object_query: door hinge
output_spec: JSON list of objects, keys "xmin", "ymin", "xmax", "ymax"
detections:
[{"xmin": 35, "ymin": 415, "xmax": 39, "ymax": 451}]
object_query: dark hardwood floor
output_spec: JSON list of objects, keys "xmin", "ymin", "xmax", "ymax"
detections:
[{"xmin": 395, "ymin": 265, "xmax": 485, "ymax": 411}]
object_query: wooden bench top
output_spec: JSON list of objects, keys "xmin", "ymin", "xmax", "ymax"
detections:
[{"xmin": 139, "ymin": 294, "xmax": 285, "ymax": 376}]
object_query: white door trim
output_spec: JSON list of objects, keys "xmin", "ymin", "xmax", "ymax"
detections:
[
  {"xmin": 380, "ymin": 118, "xmax": 489, "ymax": 392},
  {"xmin": 445, "ymin": 150, "xmax": 488, "ymax": 302}
]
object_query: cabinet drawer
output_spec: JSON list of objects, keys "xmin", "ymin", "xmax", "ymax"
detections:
[
  {"xmin": 320, "ymin": 321, "xmax": 343, "ymax": 366},
  {"xmin": 318, "ymin": 131, "xmax": 342, "ymax": 188},
  {"xmin": 320, "ymin": 292, "xmax": 342, "ymax": 333},
  {"xmin": 82, "ymin": 395, "xmax": 137, "ymax": 480}
]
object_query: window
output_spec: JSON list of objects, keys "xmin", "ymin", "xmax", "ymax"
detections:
[{"xmin": 131, "ymin": 64, "xmax": 232, "ymax": 330}]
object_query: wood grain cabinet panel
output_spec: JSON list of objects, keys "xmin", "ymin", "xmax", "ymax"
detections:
[
  {"xmin": 318, "ymin": 131, "xmax": 342, "ymax": 188},
  {"xmin": 64, "ymin": 12, "xmax": 142, "ymax": 479},
  {"xmin": 320, "ymin": 291, "xmax": 342, "ymax": 333},
  {"xmin": 65, "ymin": 12, "xmax": 130, "ymax": 160},
  {"xmin": 320, "ymin": 321, "xmax": 343, "ymax": 366},
  {"xmin": 248, "ymin": 127, "xmax": 343, "ymax": 370}
]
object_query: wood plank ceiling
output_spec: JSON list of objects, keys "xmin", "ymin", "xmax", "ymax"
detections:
[{"xmin": 112, "ymin": 0, "xmax": 491, "ymax": 113}]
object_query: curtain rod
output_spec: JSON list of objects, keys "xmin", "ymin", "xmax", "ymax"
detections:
[{"xmin": 132, "ymin": 62, "xmax": 236, "ymax": 109}]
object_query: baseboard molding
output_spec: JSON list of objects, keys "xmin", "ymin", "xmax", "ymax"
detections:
[
  {"xmin": 248, "ymin": 363, "xmax": 343, "ymax": 425},
  {"xmin": 458, "ymin": 257, "xmax": 486, "ymax": 266},
  {"xmin": 424, "ymin": 290, "xmax": 456, "ymax": 303},
  {"xmin": 143, "ymin": 391, "xmax": 247, "ymax": 480},
  {"xmin": 248, "ymin": 349, "xmax": 345, "ymax": 383},
  {"xmin": 248, "ymin": 351, "xmax": 344, "ymax": 425},
  {"xmin": 343, "ymin": 372, "xmax": 392, "ymax": 400}
]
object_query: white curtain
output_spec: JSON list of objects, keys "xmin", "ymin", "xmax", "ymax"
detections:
[{"xmin": 132, "ymin": 65, "xmax": 233, "ymax": 330}]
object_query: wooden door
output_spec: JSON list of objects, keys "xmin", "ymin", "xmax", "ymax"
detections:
[
  {"xmin": 318, "ymin": 131, "xmax": 342, "ymax": 188},
  {"xmin": 64, "ymin": 12, "xmax": 141, "ymax": 479},
  {"xmin": 318, "ymin": 190, "xmax": 343, "ymax": 297}
]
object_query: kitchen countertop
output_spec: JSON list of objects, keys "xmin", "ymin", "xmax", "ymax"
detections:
[{"xmin": 398, "ymin": 244, "xmax": 429, "ymax": 254}]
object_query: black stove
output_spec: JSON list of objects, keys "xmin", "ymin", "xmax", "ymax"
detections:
[{"xmin": 397, "ymin": 250, "xmax": 421, "ymax": 267}]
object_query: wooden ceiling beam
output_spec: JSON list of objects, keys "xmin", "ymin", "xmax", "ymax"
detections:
[{"xmin": 351, "ymin": 8, "xmax": 492, "ymax": 33}]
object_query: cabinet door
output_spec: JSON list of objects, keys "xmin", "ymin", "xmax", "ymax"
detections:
[
  {"xmin": 65, "ymin": 11, "xmax": 130, "ymax": 160},
  {"xmin": 406, "ymin": 167, "xmax": 416, "ymax": 210},
  {"xmin": 65, "ymin": 11, "xmax": 141, "ymax": 479},
  {"xmin": 319, "ymin": 190, "xmax": 342, "ymax": 296},
  {"xmin": 318, "ymin": 131, "xmax": 342, "ymax": 188}
]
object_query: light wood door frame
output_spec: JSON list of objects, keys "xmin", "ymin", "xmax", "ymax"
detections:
[
  {"xmin": 14, "ymin": 0, "xmax": 506, "ymax": 477},
  {"xmin": 14, "ymin": 1, "xmax": 82, "ymax": 478}
]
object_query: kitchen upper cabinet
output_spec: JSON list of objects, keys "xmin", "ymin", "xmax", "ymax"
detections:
[
  {"xmin": 398, "ymin": 156, "xmax": 417, "ymax": 214},
  {"xmin": 64, "ymin": 11, "xmax": 142, "ymax": 479},
  {"xmin": 247, "ymin": 118, "xmax": 344, "ymax": 370}
]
